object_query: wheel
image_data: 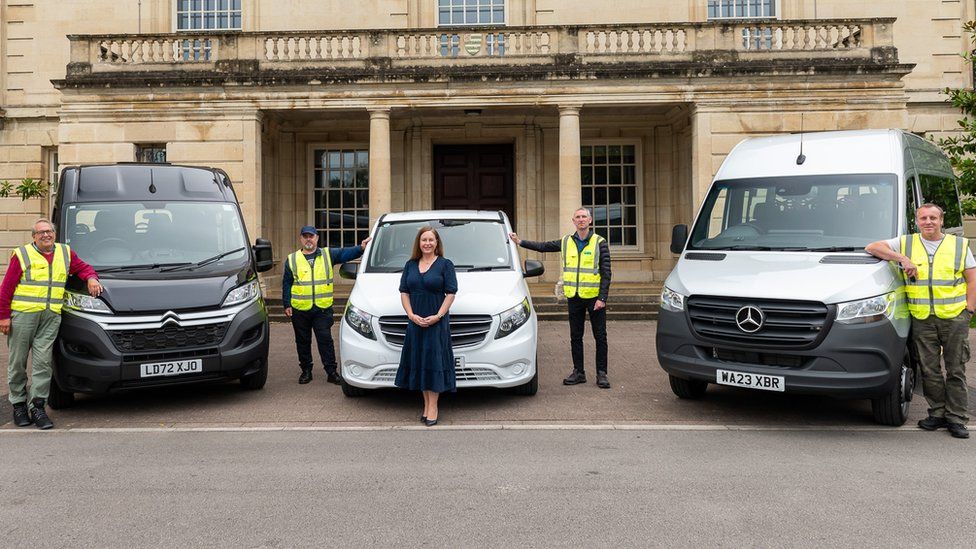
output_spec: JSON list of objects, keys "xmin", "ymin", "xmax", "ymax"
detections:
[
  {"xmin": 340, "ymin": 376, "xmax": 368, "ymax": 397},
  {"xmin": 240, "ymin": 359, "xmax": 268, "ymax": 390},
  {"xmin": 47, "ymin": 373, "xmax": 75, "ymax": 410},
  {"xmin": 669, "ymin": 375, "xmax": 708, "ymax": 399},
  {"xmin": 871, "ymin": 354, "xmax": 914, "ymax": 426},
  {"xmin": 511, "ymin": 368, "xmax": 539, "ymax": 396}
]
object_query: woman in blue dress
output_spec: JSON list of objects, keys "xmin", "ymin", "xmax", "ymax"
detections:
[{"xmin": 395, "ymin": 226, "xmax": 458, "ymax": 426}]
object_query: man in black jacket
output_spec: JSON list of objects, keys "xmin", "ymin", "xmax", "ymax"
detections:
[{"xmin": 510, "ymin": 207, "xmax": 612, "ymax": 388}]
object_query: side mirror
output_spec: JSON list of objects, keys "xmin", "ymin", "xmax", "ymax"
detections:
[
  {"xmin": 523, "ymin": 259, "xmax": 544, "ymax": 278},
  {"xmin": 253, "ymin": 238, "xmax": 274, "ymax": 272},
  {"xmin": 339, "ymin": 262, "xmax": 359, "ymax": 280},
  {"xmin": 670, "ymin": 224, "xmax": 688, "ymax": 255}
]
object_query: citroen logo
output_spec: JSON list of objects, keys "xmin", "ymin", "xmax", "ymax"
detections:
[
  {"xmin": 161, "ymin": 311, "xmax": 181, "ymax": 327},
  {"xmin": 735, "ymin": 305, "xmax": 764, "ymax": 333}
]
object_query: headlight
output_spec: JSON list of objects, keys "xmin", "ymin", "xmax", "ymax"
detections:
[
  {"xmin": 496, "ymin": 298, "xmax": 531, "ymax": 339},
  {"xmin": 660, "ymin": 286, "xmax": 685, "ymax": 312},
  {"xmin": 222, "ymin": 280, "xmax": 261, "ymax": 307},
  {"xmin": 64, "ymin": 291, "xmax": 112, "ymax": 314},
  {"xmin": 344, "ymin": 303, "xmax": 376, "ymax": 340},
  {"xmin": 835, "ymin": 292, "xmax": 894, "ymax": 324}
]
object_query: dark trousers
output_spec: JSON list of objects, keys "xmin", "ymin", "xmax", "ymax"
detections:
[
  {"xmin": 291, "ymin": 306, "xmax": 337, "ymax": 374},
  {"xmin": 911, "ymin": 313, "xmax": 970, "ymax": 425},
  {"xmin": 567, "ymin": 296, "xmax": 608, "ymax": 374}
]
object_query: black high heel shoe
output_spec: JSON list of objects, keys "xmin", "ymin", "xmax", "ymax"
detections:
[
  {"xmin": 421, "ymin": 415, "xmax": 427, "ymax": 423},
  {"xmin": 424, "ymin": 418, "xmax": 438, "ymax": 426}
]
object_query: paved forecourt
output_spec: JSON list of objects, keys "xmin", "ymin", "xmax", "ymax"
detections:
[{"xmin": 2, "ymin": 321, "xmax": 974, "ymax": 430}]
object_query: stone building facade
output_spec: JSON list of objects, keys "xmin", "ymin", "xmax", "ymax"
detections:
[{"xmin": 0, "ymin": 1, "xmax": 971, "ymax": 299}]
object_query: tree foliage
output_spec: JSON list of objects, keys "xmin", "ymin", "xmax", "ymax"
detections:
[
  {"xmin": 0, "ymin": 178, "xmax": 50, "ymax": 201},
  {"xmin": 937, "ymin": 20, "xmax": 976, "ymax": 215}
]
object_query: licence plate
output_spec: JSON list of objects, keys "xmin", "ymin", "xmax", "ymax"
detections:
[
  {"xmin": 454, "ymin": 355, "xmax": 465, "ymax": 369},
  {"xmin": 716, "ymin": 369, "xmax": 785, "ymax": 392},
  {"xmin": 140, "ymin": 359, "xmax": 203, "ymax": 378}
]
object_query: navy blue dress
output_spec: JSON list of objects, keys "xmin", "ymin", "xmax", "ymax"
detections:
[{"xmin": 395, "ymin": 257, "xmax": 458, "ymax": 393}]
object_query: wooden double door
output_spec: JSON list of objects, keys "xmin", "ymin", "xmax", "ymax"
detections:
[{"xmin": 432, "ymin": 144, "xmax": 515, "ymax": 227}]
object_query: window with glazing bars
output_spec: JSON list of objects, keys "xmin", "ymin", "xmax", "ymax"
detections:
[
  {"xmin": 438, "ymin": 0, "xmax": 505, "ymax": 26},
  {"xmin": 177, "ymin": 0, "xmax": 242, "ymax": 30},
  {"xmin": 581, "ymin": 144, "xmax": 640, "ymax": 248},
  {"xmin": 706, "ymin": 0, "xmax": 775, "ymax": 19},
  {"xmin": 313, "ymin": 149, "xmax": 370, "ymax": 248},
  {"xmin": 136, "ymin": 144, "xmax": 167, "ymax": 164}
]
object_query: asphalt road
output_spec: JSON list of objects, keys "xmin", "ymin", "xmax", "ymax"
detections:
[
  {"xmin": 1, "ymin": 429, "xmax": 973, "ymax": 548},
  {"xmin": 1, "ymin": 321, "xmax": 974, "ymax": 429}
]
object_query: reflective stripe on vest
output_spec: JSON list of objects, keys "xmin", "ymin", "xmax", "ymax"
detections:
[
  {"xmin": 289, "ymin": 248, "xmax": 334, "ymax": 311},
  {"xmin": 900, "ymin": 234, "xmax": 968, "ymax": 320},
  {"xmin": 11, "ymin": 243, "xmax": 71, "ymax": 314},
  {"xmin": 561, "ymin": 233, "xmax": 604, "ymax": 299}
]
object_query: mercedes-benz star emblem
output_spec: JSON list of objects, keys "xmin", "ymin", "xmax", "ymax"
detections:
[{"xmin": 735, "ymin": 305, "xmax": 764, "ymax": 333}]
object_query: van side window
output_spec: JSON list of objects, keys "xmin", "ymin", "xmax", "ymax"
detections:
[
  {"xmin": 918, "ymin": 173, "xmax": 963, "ymax": 230},
  {"xmin": 905, "ymin": 176, "xmax": 917, "ymax": 233},
  {"xmin": 706, "ymin": 188, "xmax": 729, "ymax": 238}
]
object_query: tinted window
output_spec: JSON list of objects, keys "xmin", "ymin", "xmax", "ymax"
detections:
[
  {"xmin": 689, "ymin": 174, "xmax": 898, "ymax": 250},
  {"xmin": 367, "ymin": 220, "xmax": 512, "ymax": 273},
  {"xmin": 918, "ymin": 173, "xmax": 963, "ymax": 230},
  {"xmin": 905, "ymin": 176, "xmax": 917, "ymax": 234}
]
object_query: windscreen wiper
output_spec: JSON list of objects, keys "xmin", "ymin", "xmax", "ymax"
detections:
[
  {"xmin": 464, "ymin": 265, "xmax": 512, "ymax": 272},
  {"xmin": 160, "ymin": 247, "xmax": 247, "ymax": 272},
  {"xmin": 805, "ymin": 246, "xmax": 863, "ymax": 252},
  {"xmin": 707, "ymin": 245, "xmax": 775, "ymax": 251},
  {"xmin": 97, "ymin": 262, "xmax": 190, "ymax": 273}
]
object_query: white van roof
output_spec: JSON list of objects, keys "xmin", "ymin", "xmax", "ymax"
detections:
[
  {"xmin": 380, "ymin": 210, "xmax": 507, "ymax": 222},
  {"xmin": 714, "ymin": 129, "xmax": 909, "ymax": 181}
]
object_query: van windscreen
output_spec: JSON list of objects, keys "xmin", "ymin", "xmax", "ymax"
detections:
[
  {"xmin": 366, "ymin": 220, "xmax": 512, "ymax": 273},
  {"xmin": 689, "ymin": 174, "xmax": 898, "ymax": 251},
  {"xmin": 62, "ymin": 201, "xmax": 248, "ymax": 269}
]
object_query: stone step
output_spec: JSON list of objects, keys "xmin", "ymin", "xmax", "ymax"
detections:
[{"xmin": 266, "ymin": 281, "xmax": 663, "ymax": 322}]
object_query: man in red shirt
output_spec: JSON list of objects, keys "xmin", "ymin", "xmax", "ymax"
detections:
[{"xmin": 1, "ymin": 218, "xmax": 102, "ymax": 429}]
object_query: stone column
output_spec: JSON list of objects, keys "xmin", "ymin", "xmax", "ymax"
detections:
[
  {"xmin": 368, "ymin": 108, "xmax": 392, "ymax": 223},
  {"xmin": 558, "ymin": 104, "xmax": 583, "ymax": 232}
]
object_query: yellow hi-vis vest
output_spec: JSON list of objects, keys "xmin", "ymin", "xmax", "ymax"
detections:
[
  {"xmin": 561, "ymin": 233, "xmax": 604, "ymax": 299},
  {"xmin": 900, "ymin": 234, "xmax": 969, "ymax": 320},
  {"xmin": 288, "ymin": 248, "xmax": 334, "ymax": 311},
  {"xmin": 11, "ymin": 243, "xmax": 71, "ymax": 314}
]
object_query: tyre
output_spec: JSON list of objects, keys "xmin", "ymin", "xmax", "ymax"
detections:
[
  {"xmin": 240, "ymin": 359, "xmax": 268, "ymax": 390},
  {"xmin": 340, "ymin": 377, "xmax": 368, "ymax": 397},
  {"xmin": 47, "ymin": 373, "xmax": 75, "ymax": 410},
  {"xmin": 871, "ymin": 356, "xmax": 914, "ymax": 426},
  {"xmin": 511, "ymin": 368, "xmax": 539, "ymax": 396},
  {"xmin": 669, "ymin": 375, "xmax": 708, "ymax": 399}
]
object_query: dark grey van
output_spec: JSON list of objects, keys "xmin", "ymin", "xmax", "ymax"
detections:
[{"xmin": 49, "ymin": 163, "xmax": 273, "ymax": 407}]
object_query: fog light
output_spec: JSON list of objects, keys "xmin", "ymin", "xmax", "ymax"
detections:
[
  {"xmin": 512, "ymin": 363, "xmax": 526, "ymax": 375},
  {"xmin": 350, "ymin": 365, "xmax": 363, "ymax": 378}
]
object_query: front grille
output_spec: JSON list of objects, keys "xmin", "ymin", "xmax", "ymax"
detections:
[
  {"xmin": 109, "ymin": 323, "xmax": 230, "ymax": 352},
  {"xmin": 378, "ymin": 315, "xmax": 494, "ymax": 348},
  {"xmin": 711, "ymin": 347, "xmax": 811, "ymax": 369},
  {"xmin": 371, "ymin": 366, "xmax": 501, "ymax": 383},
  {"xmin": 687, "ymin": 296, "xmax": 830, "ymax": 349}
]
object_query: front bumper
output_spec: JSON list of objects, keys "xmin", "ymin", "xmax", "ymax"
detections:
[
  {"xmin": 655, "ymin": 308, "xmax": 907, "ymax": 399},
  {"xmin": 339, "ymin": 316, "xmax": 537, "ymax": 390},
  {"xmin": 54, "ymin": 298, "xmax": 269, "ymax": 394}
]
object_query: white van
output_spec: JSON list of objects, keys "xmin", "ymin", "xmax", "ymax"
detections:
[
  {"xmin": 337, "ymin": 210, "xmax": 544, "ymax": 396},
  {"xmin": 657, "ymin": 129, "xmax": 964, "ymax": 425}
]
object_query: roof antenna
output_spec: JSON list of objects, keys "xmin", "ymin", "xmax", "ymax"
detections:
[{"xmin": 796, "ymin": 113, "xmax": 806, "ymax": 165}]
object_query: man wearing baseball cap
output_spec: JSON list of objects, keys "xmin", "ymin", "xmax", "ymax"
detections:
[{"xmin": 283, "ymin": 225, "xmax": 371, "ymax": 385}]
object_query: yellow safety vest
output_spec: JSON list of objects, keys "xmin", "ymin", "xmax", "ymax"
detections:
[
  {"xmin": 11, "ymin": 243, "xmax": 71, "ymax": 314},
  {"xmin": 288, "ymin": 248, "xmax": 334, "ymax": 311},
  {"xmin": 561, "ymin": 233, "xmax": 604, "ymax": 299},
  {"xmin": 900, "ymin": 234, "xmax": 968, "ymax": 320}
]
